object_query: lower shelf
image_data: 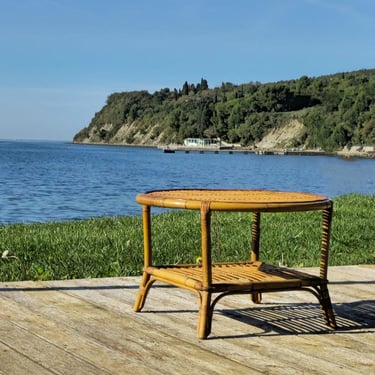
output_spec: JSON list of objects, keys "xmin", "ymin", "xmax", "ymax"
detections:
[{"xmin": 145, "ymin": 261, "xmax": 326, "ymax": 293}]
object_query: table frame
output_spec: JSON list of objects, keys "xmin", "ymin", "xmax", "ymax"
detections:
[{"xmin": 133, "ymin": 189, "xmax": 337, "ymax": 339}]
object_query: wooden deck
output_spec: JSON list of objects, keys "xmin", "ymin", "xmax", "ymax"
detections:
[{"xmin": 0, "ymin": 265, "xmax": 374, "ymax": 374}]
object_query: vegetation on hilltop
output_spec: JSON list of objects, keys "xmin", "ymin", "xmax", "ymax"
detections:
[{"xmin": 73, "ymin": 70, "xmax": 375, "ymax": 151}]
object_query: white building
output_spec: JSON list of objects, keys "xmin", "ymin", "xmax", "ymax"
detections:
[{"xmin": 183, "ymin": 138, "xmax": 221, "ymax": 147}]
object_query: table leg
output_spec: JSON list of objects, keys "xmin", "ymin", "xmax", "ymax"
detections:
[
  {"xmin": 319, "ymin": 283, "xmax": 337, "ymax": 328},
  {"xmin": 200, "ymin": 202, "xmax": 212, "ymax": 287},
  {"xmin": 134, "ymin": 205, "xmax": 153, "ymax": 312},
  {"xmin": 197, "ymin": 202, "xmax": 213, "ymax": 339},
  {"xmin": 251, "ymin": 212, "xmax": 260, "ymax": 262},
  {"xmin": 251, "ymin": 212, "xmax": 262, "ymax": 303},
  {"xmin": 318, "ymin": 203, "xmax": 336, "ymax": 328},
  {"xmin": 133, "ymin": 272, "xmax": 153, "ymax": 312},
  {"xmin": 198, "ymin": 291, "xmax": 213, "ymax": 339},
  {"xmin": 319, "ymin": 205, "xmax": 333, "ymax": 280}
]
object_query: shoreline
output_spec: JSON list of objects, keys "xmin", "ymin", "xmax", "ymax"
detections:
[{"xmin": 72, "ymin": 141, "xmax": 375, "ymax": 158}]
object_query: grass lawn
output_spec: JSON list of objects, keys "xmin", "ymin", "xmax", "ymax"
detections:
[{"xmin": 1, "ymin": 194, "xmax": 374, "ymax": 281}]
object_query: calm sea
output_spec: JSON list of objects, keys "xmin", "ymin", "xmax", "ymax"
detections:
[{"xmin": 0, "ymin": 140, "xmax": 374, "ymax": 225}]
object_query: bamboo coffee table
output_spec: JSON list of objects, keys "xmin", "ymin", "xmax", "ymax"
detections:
[{"xmin": 133, "ymin": 189, "xmax": 337, "ymax": 339}]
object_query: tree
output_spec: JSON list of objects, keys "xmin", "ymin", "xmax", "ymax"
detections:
[
  {"xmin": 296, "ymin": 75, "xmax": 311, "ymax": 93},
  {"xmin": 200, "ymin": 78, "xmax": 208, "ymax": 90},
  {"xmin": 182, "ymin": 81, "xmax": 189, "ymax": 96},
  {"xmin": 361, "ymin": 118, "xmax": 375, "ymax": 143}
]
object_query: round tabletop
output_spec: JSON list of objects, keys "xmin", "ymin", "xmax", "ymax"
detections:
[{"xmin": 136, "ymin": 189, "xmax": 331, "ymax": 212}]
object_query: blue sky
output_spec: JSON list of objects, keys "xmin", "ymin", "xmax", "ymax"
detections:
[{"xmin": 1, "ymin": 0, "xmax": 375, "ymax": 141}]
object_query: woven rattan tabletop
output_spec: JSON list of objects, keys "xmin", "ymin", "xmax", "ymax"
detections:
[{"xmin": 136, "ymin": 189, "xmax": 331, "ymax": 211}]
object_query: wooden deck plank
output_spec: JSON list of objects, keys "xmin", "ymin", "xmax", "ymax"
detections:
[
  {"xmin": 0, "ymin": 318, "xmax": 114, "ymax": 375},
  {"xmin": 0, "ymin": 284, "xmax": 257, "ymax": 374},
  {"xmin": 0, "ymin": 295, "xmax": 163, "ymax": 375},
  {"xmin": 0, "ymin": 265, "xmax": 374, "ymax": 375},
  {"xmin": 0, "ymin": 341, "xmax": 55, "ymax": 375}
]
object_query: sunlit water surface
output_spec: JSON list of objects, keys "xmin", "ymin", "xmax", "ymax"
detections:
[{"xmin": 0, "ymin": 140, "xmax": 374, "ymax": 224}]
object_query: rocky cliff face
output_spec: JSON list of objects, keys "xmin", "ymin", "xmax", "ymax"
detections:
[
  {"xmin": 255, "ymin": 120, "xmax": 304, "ymax": 149},
  {"xmin": 74, "ymin": 119, "xmax": 305, "ymax": 150},
  {"xmin": 74, "ymin": 121, "xmax": 168, "ymax": 146}
]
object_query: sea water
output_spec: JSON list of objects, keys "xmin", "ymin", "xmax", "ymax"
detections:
[{"xmin": 0, "ymin": 140, "xmax": 374, "ymax": 224}]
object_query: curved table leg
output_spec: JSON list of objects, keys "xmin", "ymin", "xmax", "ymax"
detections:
[
  {"xmin": 133, "ymin": 272, "xmax": 154, "ymax": 312},
  {"xmin": 319, "ymin": 284, "xmax": 337, "ymax": 328}
]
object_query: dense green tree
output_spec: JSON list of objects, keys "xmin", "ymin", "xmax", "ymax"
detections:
[
  {"xmin": 200, "ymin": 78, "xmax": 208, "ymax": 90},
  {"xmin": 182, "ymin": 81, "xmax": 189, "ymax": 96},
  {"xmin": 362, "ymin": 118, "xmax": 375, "ymax": 142},
  {"xmin": 74, "ymin": 69, "xmax": 375, "ymax": 150}
]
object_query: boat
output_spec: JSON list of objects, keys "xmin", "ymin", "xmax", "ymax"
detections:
[{"xmin": 163, "ymin": 147, "xmax": 175, "ymax": 153}]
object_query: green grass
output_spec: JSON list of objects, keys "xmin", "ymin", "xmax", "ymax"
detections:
[{"xmin": 1, "ymin": 194, "xmax": 374, "ymax": 281}]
